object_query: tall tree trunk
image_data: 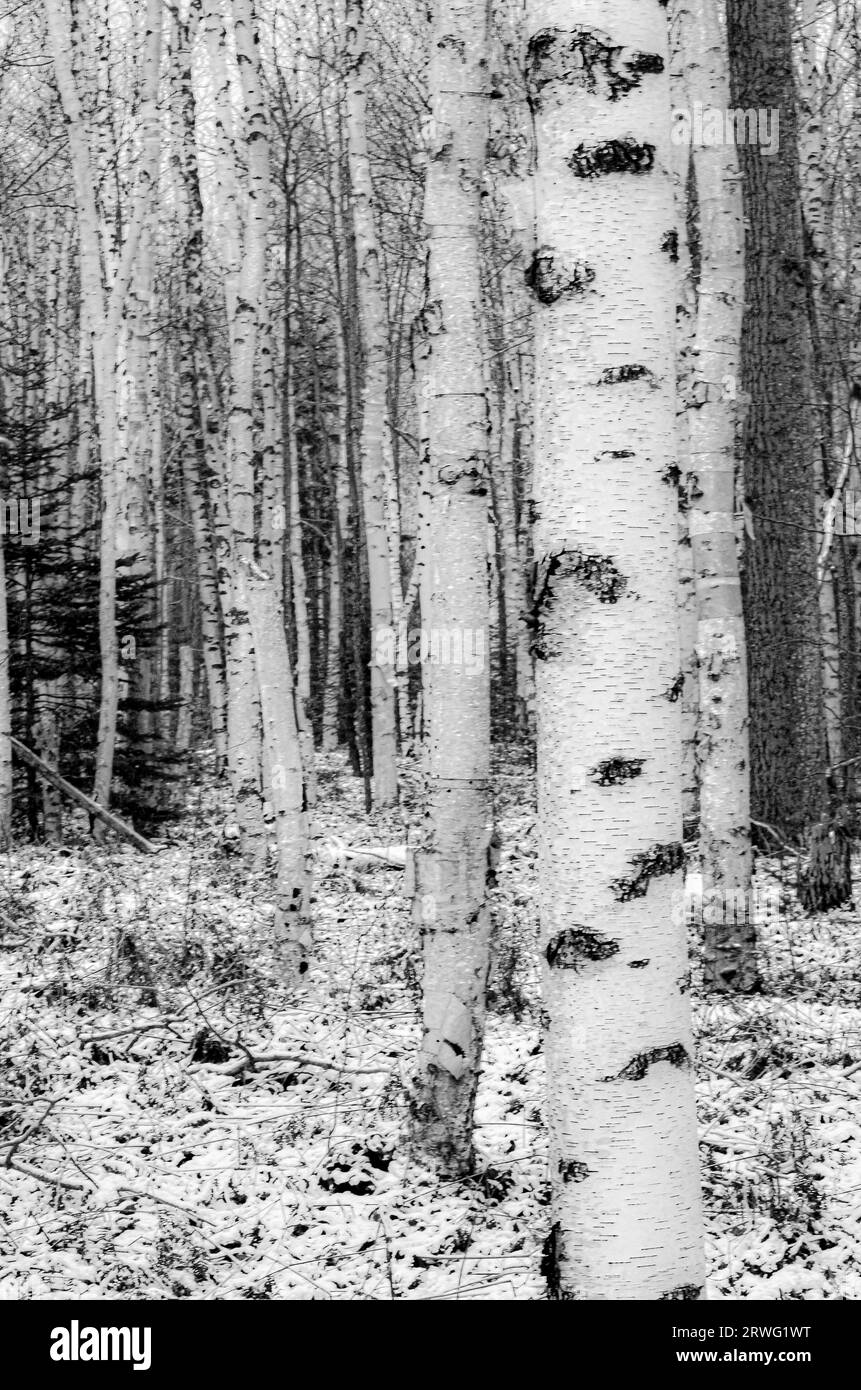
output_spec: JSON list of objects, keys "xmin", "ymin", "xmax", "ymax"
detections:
[
  {"xmin": 198, "ymin": 0, "xmax": 270, "ymax": 861},
  {"xmin": 411, "ymin": 0, "xmax": 493, "ymax": 1176},
  {"xmin": 46, "ymin": 0, "xmax": 163, "ymax": 824},
  {"xmin": 668, "ymin": 17, "xmax": 699, "ymax": 841},
  {"xmin": 169, "ymin": 3, "xmax": 229, "ymax": 771},
  {"xmin": 676, "ymin": 0, "xmax": 757, "ymax": 991},
  {"xmin": 727, "ymin": 0, "xmax": 827, "ymax": 837},
  {"xmin": 241, "ymin": 560, "xmax": 312, "ymax": 980},
  {"xmin": 343, "ymin": 0, "xmax": 399, "ymax": 807},
  {"xmin": 526, "ymin": 1, "xmax": 705, "ymax": 1299}
]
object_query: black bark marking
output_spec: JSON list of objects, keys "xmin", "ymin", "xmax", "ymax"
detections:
[
  {"xmin": 590, "ymin": 757, "xmax": 645, "ymax": 786},
  {"xmin": 602, "ymin": 1042, "xmax": 691, "ymax": 1083},
  {"xmin": 660, "ymin": 1284, "xmax": 704, "ymax": 1301},
  {"xmin": 661, "ymin": 229, "xmax": 679, "ymax": 261},
  {"xmin": 438, "ymin": 457, "xmax": 485, "ymax": 489},
  {"xmin": 677, "ymin": 970, "xmax": 691, "ymax": 996},
  {"xmin": 443, "ymin": 1038, "xmax": 465, "ymax": 1058},
  {"xmin": 568, "ymin": 138, "xmax": 655, "ymax": 179},
  {"xmin": 594, "ymin": 448, "xmax": 635, "ymax": 463},
  {"xmin": 569, "ymin": 551, "xmax": 628, "ymax": 604},
  {"xmin": 528, "ymin": 549, "xmax": 629, "ymax": 658},
  {"xmin": 628, "ymin": 959, "xmax": 650, "ymax": 969},
  {"xmin": 598, "ymin": 364, "xmax": 656, "ymax": 386},
  {"xmin": 610, "ymin": 841, "xmax": 684, "ymax": 902},
  {"xmin": 546, "ymin": 927, "xmax": 619, "ymax": 969},
  {"xmin": 559, "ymin": 1158, "xmax": 591, "ymax": 1183},
  {"xmin": 525, "ymin": 27, "xmax": 663, "ymax": 111},
  {"xmin": 540, "ymin": 1222, "xmax": 573, "ymax": 1300},
  {"xmin": 665, "ymin": 672, "xmax": 685, "ymax": 702},
  {"xmin": 437, "ymin": 33, "xmax": 465, "ymax": 59},
  {"xmin": 525, "ymin": 247, "xmax": 595, "ymax": 304}
]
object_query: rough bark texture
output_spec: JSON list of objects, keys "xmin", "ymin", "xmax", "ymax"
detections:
[{"xmin": 727, "ymin": 0, "xmax": 827, "ymax": 837}]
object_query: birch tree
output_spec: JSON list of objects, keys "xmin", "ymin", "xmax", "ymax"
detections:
[
  {"xmin": 242, "ymin": 560, "xmax": 312, "ymax": 979},
  {"xmin": 411, "ymin": 0, "xmax": 493, "ymax": 1174},
  {"xmin": 343, "ymin": 0, "xmax": 399, "ymax": 807},
  {"xmin": 197, "ymin": 0, "xmax": 270, "ymax": 861},
  {"xmin": 674, "ymin": 0, "xmax": 757, "ymax": 991},
  {"xmin": 45, "ymin": 0, "xmax": 163, "ymax": 821},
  {"xmin": 526, "ymin": 0, "xmax": 704, "ymax": 1299}
]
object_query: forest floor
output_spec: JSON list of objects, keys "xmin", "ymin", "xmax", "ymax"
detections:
[{"xmin": 1, "ymin": 749, "xmax": 860, "ymax": 1300}]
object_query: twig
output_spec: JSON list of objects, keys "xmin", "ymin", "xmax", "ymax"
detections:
[
  {"xmin": 750, "ymin": 819, "xmax": 802, "ymax": 856},
  {"xmin": 3, "ymin": 1158, "xmax": 217, "ymax": 1227},
  {"xmin": 82, "ymin": 1018, "xmax": 184, "ymax": 1044},
  {"xmin": 2, "ymin": 1156, "xmax": 87, "ymax": 1192},
  {"xmin": 116, "ymin": 1186, "xmax": 218, "ymax": 1228}
]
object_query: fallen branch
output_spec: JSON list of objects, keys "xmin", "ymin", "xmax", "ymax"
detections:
[
  {"xmin": 2, "ymin": 1156, "xmax": 87, "ymax": 1192},
  {"xmin": 319, "ymin": 844, "xmax": 408, "ymax": 869},
  {"xmin": 82, "ymin": 1018, "xmax": 185, "ymax": 1045},
  {"xmin": 193, "ymin": 1050, "xmax": 393, "ymax": 1079},
  {"xmin": 9, "ymin": 736, "xmax": 158, "ymax": 854},
  {"xmin": 116, "ymin": 1185, "xmax": 218, "ymax": 1228},
  {"xmin": 750, "ymin": 819, "xmax": 802, "ymax": 857}
]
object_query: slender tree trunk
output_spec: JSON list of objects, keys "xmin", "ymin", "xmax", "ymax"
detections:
[
  {"xmin": 676, "ymin": 0, "xmax": 757, "ymax": 991},
  {"xmin": 526, "ymin": 1, "xmax": 705, "ymax": 1299},
  {"xmin": 169, "ymin": 4, "xmax": 229, "ymax": 771},
  {"xmin": 197, "ymin": 0, "xmax": 272, "ymax": 860},
  {"xmin": 668, "ymin": 17, "xmax": 699, "ymax": 841},
  {"xmin": 0, "ymin": 474, "xmax": 11, "ymax": 847},
  {"xmin": 241, "ymin": 560, "xmax": 312, "ymax": 979},
  {"xmin": 343, "ymin": 0, "xmax": 399, "ymax": 806},
  {"xmin": 46, "ymin": 0, "xmax": 163, "ymax": 824},
  {"xmin": 410, "ymin": 0, "xmax": 493, "ymax": 1176}
]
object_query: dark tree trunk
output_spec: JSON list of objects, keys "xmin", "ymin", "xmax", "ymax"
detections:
[{"xmin": 727, "ymin": 0, "xmax": 827, "ymax": 837}]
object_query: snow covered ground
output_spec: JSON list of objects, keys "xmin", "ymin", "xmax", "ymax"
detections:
[{"xmin": 1, "ymin": 752, "xmax": 859, "ymax": 1299}]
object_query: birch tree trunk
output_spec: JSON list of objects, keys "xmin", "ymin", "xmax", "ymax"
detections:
[
  {"xmin": 343, "ymin": 0, "xmax": 399, "ymax": 807},
  {"xmin": 197, "ymin": 0, "xmax": 270, "ymax": 861},
  {"xmin": 526, "ymin": 0, "xmax": 705, "ymax": 1299},
  {"xmin": 676, "ymin": 0, "xmax": 756, "ymax": 992},
  {"xmin": 321, "ymin": 347, "xmax": 351, "ymax": 752},
  {"xmin": 668, "ymin": 15, "xmax": 699, "ymax": 841},
  {"xmin": 411, "ymin": 0, "xmax": 493, "ymax": 1175},
  {"xmin": 241, "ymin": 561, "xmax": 312, "ymax": 980},
  {"xmin": 0, "ymin": 433, "xmax": 10, "ymax": 847},
  {"xmin": 46, "ymin": 0, "xmax": 163, "ymax": 823},
  {"xmin": 169, "ymin": 3, "xmax": 229, "ymax": 771}
]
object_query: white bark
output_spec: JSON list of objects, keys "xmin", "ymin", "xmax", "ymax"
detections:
[
  {"xmin": 198, "ymin": 0, "xmax": 270, "ymax": 862},
  {"xmin": 412, "ymin": 0, "xmax": 493, "ymax": 1174},
  {"xmin": 343, "ymin": 0, "xmax": 399, "ymax": 806},
  {"xmin": 241, "ymin": 560, "xmax": 312, "ymax": 980},
  {"xmin": 527, "ymin": 0, "xmax": 705, "ymax": 1299},
  {"xmin": 45, "ymin": 0, "xmax": 163, "ymax": 821},
  {"xmin": 675, "ymin": 0, "xmax": 755, "ymax": 990}
]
